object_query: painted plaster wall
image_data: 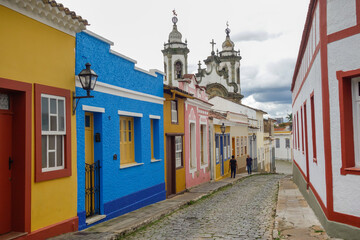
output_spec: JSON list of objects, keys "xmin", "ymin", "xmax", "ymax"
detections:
[
  {"xmin": 163, "ymin": 93, "xmax": 186, "ymax": 194},
  {"xmin": 327, "ymin": 0, "xmax": 357, "ymax": 35},
  {"xmin": 184, "ymin": 102, "xmax": 211, "ymax": 188},
  {"xmin": 327, "ymin": 33, "xmax": 360, "ymax": 217},
  {"xmin": 274, "ymin": 133, "xmax": 292, "ymax": 161},
  {"xmin": 229, "ymin": 125, "xmax": 248, "ymax": 171},
  {"xmin": 292, "ymin": 3, "xmax": 320, "ymax": 96},
  {"xmin": 209, "ymin": 96, "xmax": 256, "ymax": 118},
  {"xmin": 0, "ymin": 5, "xmax": 78, "ymax": 231},
  {"xmin": 293, "ymin": 52, "xmax": 327, "ymax": 207},
  {"xmin": 76, "ymin": 31, "xmax": 165, "ymax": 229}
]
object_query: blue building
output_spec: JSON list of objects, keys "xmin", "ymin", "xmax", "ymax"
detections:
[{"xmin": 75, "ymin": 30, "xmax": 165, "ymax": 230}]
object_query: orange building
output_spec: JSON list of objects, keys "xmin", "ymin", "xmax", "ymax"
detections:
[{"xmin": 163, "ymin": 85, "xmax": 193, "ymax": 197}]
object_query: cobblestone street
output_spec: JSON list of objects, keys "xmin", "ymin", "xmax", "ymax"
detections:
[{"xmin": 122, "ymin": 174, "xmax": 284, "ymax": 240}]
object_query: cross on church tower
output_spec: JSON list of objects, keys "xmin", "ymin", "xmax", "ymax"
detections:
[{"xmin": 210, "ymin": 39, "xmax": 216, "ymax": 55}]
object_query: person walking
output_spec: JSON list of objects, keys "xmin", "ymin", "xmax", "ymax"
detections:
[
  {"xmin": 246, "ymin": 155, "xmax": 252, "ymax": 175},
  {"xmin": 229, "ymin": 155, "xmax": 237, "ymax": 178}
]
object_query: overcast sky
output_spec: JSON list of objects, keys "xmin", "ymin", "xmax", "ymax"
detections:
[{"xmin": 60, "ymin": 0, "xmax": 309, "ymax": 120}]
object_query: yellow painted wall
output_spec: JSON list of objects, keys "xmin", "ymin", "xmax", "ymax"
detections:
[
  {"xmin": 0, "ymin": 6, "xmax": 77, "ymax": 231},
  {"xmin": 230, "ymin": 125, "xmax": 248, "ymax": 173},
  {"xmin": 214, "ymin": 125, "xmax": 230, "ymax": 181},
  {"xmin": 163, "ymin": 93, "xmax": 186, "ymax": 193}
]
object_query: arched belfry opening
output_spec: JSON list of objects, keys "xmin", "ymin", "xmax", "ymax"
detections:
[{"xmin": 174, "ymin": 61, "xmax": 183, "ymax": 79}]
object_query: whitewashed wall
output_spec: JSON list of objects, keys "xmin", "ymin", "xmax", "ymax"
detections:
[
  {"xmin": 274, "ymin": 133, "xmax": 292, "ymax": 161},
  {"xmin": 327, "ymin": 0, "xmax": 357, "ymax": 35},
  {"xmin": 327, "ymin": 33, "xmax": 360, "ymax": 217},
  {"xmin": 292, "ymin": 0, "xmax": 327, "ymax": 206}
]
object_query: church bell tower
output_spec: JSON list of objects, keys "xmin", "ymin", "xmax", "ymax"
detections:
[{"xmin": 162, "ymin": 10, "xmax": 189, "ymax": 87}]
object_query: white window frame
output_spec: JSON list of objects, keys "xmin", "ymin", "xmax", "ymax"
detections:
[
  {"xmin": 41, "ymin": 94, "xmax": 65, "ymax": 172},
  {"xmin": 352, "ymin": 77, "xmax": 360, "ymax": 167},
  {"xmin": 190, "ymin": 122, "xmax": 196, "ymax": 169},
  {"xmin": 276, "ymin": 138, "xmax": 280, "ymax": 148},
  {"xmin": 175, "ymin": 136, "xmax": 183, "ymax": 168},
  {"xmin": 285, "ymin": 138, "xmax": 290, "ymax": 148},
  {"xmin": 171, "ymin": 100, "xmax": 178, "ymax": 123},
  {"xmin": 200, "ymin": 124, "xmax": 207, "ymax": 165}
]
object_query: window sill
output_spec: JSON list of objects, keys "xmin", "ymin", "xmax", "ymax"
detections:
[
  {"xmin": 120, "ymin": 162, "xmax": 144, "ymax": 169},
  {"xmin": 341, "ymin": 167, "xmax": 360, "ymax": 175},
  {"xmin": 151, "ymin": 159, "xmax": 162, "ymax": 163}
]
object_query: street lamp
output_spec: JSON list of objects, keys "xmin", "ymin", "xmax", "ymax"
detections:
[
  {"xmin": 73, "ymin": 63, "xmax": 98, "ymax": 114},
  {"xmin": 220, "ymin": 123, "xmax": 226, "ymax": 134}
]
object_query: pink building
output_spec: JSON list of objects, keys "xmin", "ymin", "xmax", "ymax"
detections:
[{"xmin": 179, "ymin": 74, "xmax": 212, "ymax": 188}]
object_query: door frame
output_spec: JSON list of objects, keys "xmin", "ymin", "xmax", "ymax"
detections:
[{"xmin": 0, "ymin": 78, "xmax": 32, "ymax": 233}]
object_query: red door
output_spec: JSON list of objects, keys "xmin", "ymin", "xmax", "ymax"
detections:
[{"xmin": 0, "ymin": 106, "xmax": 13, "ymax": 234}]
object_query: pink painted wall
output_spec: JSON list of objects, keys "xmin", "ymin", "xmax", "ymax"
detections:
[{"xmin": 180, "ymin": 74, "xmax": 211, "ymax": 189}]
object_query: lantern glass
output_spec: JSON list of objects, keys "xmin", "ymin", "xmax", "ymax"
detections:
[{"xmin": 220, "ymin": 123, "xmax": 226, "ymax": 134}]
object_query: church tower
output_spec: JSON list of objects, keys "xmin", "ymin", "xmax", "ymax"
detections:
[
  {"xmin": 196, "ymin": 23, "xmax": 243, "ymax": 103},
  {"xmin": 162, "ymin": 11, "xmax": 189, "ymax": 87}
]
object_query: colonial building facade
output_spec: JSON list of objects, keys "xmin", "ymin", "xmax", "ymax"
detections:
[
  {"xmin": 0, "ymin": 1, "xmax": 87, "ymax": 238},
  {"xmin": 291, "ymin": 0, "xmax": 360, "ymax": 238},
  {"xmin": 75, "ymin": 30, "xmax": 165, "ymax": 229}
]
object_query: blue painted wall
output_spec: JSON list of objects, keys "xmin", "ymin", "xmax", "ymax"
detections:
[{"xmin": 75, "ymin": 31, "xmax": 165, "ymax": 230}]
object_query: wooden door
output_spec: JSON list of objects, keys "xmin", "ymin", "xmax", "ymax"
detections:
[
  {"xmin": 85, "ymin": 112, "xmax": 94, "ymax": 165},
  {"xmin": 166, "ymin": 136, "xmax": 176, "ymax": 197},
  {"xmin": 0, "ymin": 95, "xmax": 13, "ymax": 234},
  {"xmin": 85, "ymin": 112, "xmax": 95, "ymax": 216},
  {"xmin": 120, "ymin": 116, "xmax": 134, "ymax": 164}
]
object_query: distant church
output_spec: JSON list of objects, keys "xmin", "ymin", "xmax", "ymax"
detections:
[{"xmin": 162, "ymin": 11, "xmax": 243, "ymax": 103}]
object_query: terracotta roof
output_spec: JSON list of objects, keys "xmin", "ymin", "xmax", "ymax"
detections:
[
  {"xmin": 42, "ymin": 0, "xmax": 89, "ymax": 26},
  {"xmin": 274, "ymin": 127, "xmax": 286, "ymax": 131},
  {"xmin": 163, "ymin": 84, "xmax": 193, "ymax": 97},
  {"xmin": 291, "ymin": 0, "xmax": 315, "ymax": 92},
  {"xmin": 209, "ymin": 110, "xmax": 227, "ymax": 120}
]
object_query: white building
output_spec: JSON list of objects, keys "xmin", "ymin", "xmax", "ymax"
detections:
[
  {"xmin": 274, "ymin": 126, "xmax": 292, "ymax": 161},
  {"xmin": 291, "ymin": 0, "xmax": 360, "ymax": 238}
]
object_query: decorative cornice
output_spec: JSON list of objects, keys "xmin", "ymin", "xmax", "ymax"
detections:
[
  {"xmin": 1, "ymin": 0, "xmax": 88, "ymax": 36},
  {"xmin": 76, "ymin": 78, "xmax": 165, "ymax": 105},
  {"xmin": 186, "ymin": 98, "xmax": 212, "ymax": 110}
]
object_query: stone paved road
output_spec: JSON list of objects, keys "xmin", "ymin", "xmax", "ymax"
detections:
[{"xmin": 122, "ymin": 174, "xmax": 284, "ymax": 240}]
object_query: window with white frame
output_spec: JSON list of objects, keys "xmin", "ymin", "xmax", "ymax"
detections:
[
  {"xmin": 215, "ymin": 135, "xmax": 219, "ymax": 163},
  {"xmin": 171, "ymin": 101, "xmax": 178, "ymax": 123},
  {"xmin": 190, "ymin": 122, "xmax": 196, "ymax": 168},
  {"xmin": 175, "ymin": 136, "xmax": 183, "ymax": 168},
  {"xmin": 276, "ymin": 138, "xmax": 280, "ymax": 148},
  {"xmin": 285, "ymin": 138, "xmax": 290, "ymax": 148},
  {"xmin": 200, "ymin": 124, "xmax": 207, "ymax": 165},
  {"xmin": 236, "ymin": 137, "xmax": 240, "ymax": 157},
  {"xmin": 352, "ymin": 77, "xmax": 360, "ymax": 167},
  {"xmin": 41, "ymin": 94, "xmax": 65, "ymax": 172},
  {"xmin": 224, "ymin": 135, "xmax": 227, "ymax": 160}
]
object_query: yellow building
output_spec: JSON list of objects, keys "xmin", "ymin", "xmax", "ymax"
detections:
[
  {"xmin": 209, "ymin": 111, "xmax": 232, "ymax": 181},
  {"xmin": 0, "ymin": 1, "xmax": 87, "ymax": 239},
  {"xmin": 163, "ymin": 85, "xmax": 192, "ymax": 196}
]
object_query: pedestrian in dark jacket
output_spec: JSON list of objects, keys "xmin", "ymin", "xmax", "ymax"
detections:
[
  {"xmin": 246, "ymin": 155, "xmax": 252, "ymax": 175},
  {"xmin": 229, "ymin": 155, "xmax": 237, "ymax": 178}
]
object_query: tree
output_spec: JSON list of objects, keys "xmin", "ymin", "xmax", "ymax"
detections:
[{"xmin": 286, "ymin": 113, "xmax": 292, "ymax": 122}]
